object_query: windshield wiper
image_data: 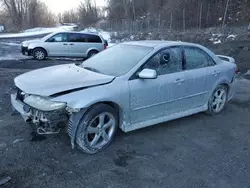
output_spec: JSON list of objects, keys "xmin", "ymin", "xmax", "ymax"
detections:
[{"xmin": 83, "ymin": 66, "xmax": 101, "ymax": 73}]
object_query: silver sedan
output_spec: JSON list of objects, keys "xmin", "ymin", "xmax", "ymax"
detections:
[{"xmin": 11, "ymin": 41, "xmax": 237, "ymax": 154}]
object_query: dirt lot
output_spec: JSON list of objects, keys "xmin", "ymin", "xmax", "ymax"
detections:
[{"xmin": 0, "ymin": 40, "xmax": 250, "ymax": 188}]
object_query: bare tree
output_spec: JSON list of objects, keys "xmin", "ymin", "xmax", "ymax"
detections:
[{"xmin": 0, "ymin": 0, "xmax": 56, "ymax": 31}]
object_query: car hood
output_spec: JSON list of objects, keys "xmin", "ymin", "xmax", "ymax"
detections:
[
  {"xmin": 14, "ymin": 64, "xmax": 115, "ymax": 96},
  {"xmin": 22, "ymin": 39, "xmax": 42, "ymax": 46}
]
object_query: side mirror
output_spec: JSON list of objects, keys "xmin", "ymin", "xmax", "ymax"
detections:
[{"xmin": 138, "ymin": 69, "xmax": 157, "ymax": 79}]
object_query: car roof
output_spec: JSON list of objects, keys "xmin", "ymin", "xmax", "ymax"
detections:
[
  {"xmin": 52, "ymin": 31, "xmax": 100, "ymax": 36},
  {"xmin": 122, "ymin": 40, "xmax": 201, "ymax": 48}
]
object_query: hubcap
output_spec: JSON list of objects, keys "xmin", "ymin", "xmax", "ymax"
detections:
[
  {"xmin": 35, "ymin": 51, "xmax": 44, "ymax": 60},
  {"xmin": 212, "ymin": 88, "xmax": 227, "ymax": 113},
  {"xmin": 86, "ymin": 112, "xmax": 116, "ymax": 149}
]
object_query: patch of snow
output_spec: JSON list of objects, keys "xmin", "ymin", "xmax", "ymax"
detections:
[
  {"xmin": 227, "ymin": 34, "xmax": 237, "ymax": 39},
  {"xmin": 13, "ymin": 138, "xmax": 24, "ymax": 144},
  {"xmin": 0, "ymin": 54, "xmax": 27, "ymax": 61},
  {"xmin": 130, "ymin": 35, "xmax": 135, "ymax": 40},
  {"xmin": 0, "ymin": 42, "xmax": 20, "ymax": 46},
  {"xmin": 212, "ymin": 33, "xmax": 222, "ymax": 37},
  {"xmin": 108, "ymin": 43, "xmax": 116, "ymax": 48},
  {"xmin": 245, "ymin": 70, "xmax": 250, "ymax": 76},
  {"xmin": 0, "ymin": 26, "xmax": 75, "ymax": 38},
  {"xmin": 213, "ymin": 40, "xmax": 221, "ymax": 44},
  {"xmin": 99, "ymin": 31, "xmax": 111, "ymax": 41},
  {"xmin": 80, "ymin": 29, "xmax": 112, "ymax": 42}
]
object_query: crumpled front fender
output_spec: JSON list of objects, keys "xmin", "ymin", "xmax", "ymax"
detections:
[{"xmin": 68, "ymin": 109, "xmax": 88, "ymax": 149}]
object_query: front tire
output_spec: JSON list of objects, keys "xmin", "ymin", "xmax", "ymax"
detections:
[
  {"xmin": 75, "ymin": 104, "xmax": 118, "ymax": 154},
  {"xmin": 33, "ymin": 48, "xmax": 47, "ymax": 60},
  {"xmin": 206, "ymin": 85, "xmax": 228, "ymax": 115}
]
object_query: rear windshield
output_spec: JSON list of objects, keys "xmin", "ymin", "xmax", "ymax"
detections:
[{"xmin": 82, "ymin": 44, "xmax": 153, "ymax": 76}]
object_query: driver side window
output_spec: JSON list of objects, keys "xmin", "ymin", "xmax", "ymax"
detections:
[
  {"xmin": 143, "ymin": 47, "xmax": 183, "ymax": 75},
  {"xmin": 47, "ymin": 33, "xmax": 68, "ymax": 42}
]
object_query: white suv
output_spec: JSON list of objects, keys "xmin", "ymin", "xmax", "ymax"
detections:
[{"xmin": 21, "ymin": 31, "xmax": 108, "ymax": 60}]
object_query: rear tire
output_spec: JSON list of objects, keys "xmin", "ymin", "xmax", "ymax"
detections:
[
  {"xmin": 75, "ymin": 104, "xmax": 118, "ymax": 154},
  {"xmin": 33, "ymin": 48, "xmax": 47, "ymax": 60},
  {"xmin": 206, "ymin": 85, "xmax": 228, "ymax": 115},
  {"xmin": 87, "ymin": 50, "xmax": 98, "ymax": 58}
]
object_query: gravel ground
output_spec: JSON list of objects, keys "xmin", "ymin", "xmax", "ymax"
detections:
[{"xmin": 0, "ymin": 38, "xmax": 250, "ymax": 188}]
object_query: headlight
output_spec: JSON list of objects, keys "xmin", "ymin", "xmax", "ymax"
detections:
[
  {"xmin": 22, "ymin": 43, "xmax": 28, "ymax": 47},
  {"xmin": 24, "ymin": 95, "xmax": 66, "ymax": 111}
]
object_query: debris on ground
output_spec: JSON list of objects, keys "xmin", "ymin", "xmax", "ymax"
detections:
[
  {"xmin": 13, "ymin": 138, "xmax": 24, "ymax": 144},
  {"xmin": 0, "ymin": 176, "xmax": 11, "ymax": 186},
  {"xmin": 227, "ymin": 35, "xmax": 237, "ymax": 40}
]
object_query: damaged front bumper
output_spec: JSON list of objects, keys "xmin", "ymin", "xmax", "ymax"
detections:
[
  {"xmin": 21, "ymin": 46, "xmax": 32, "ymax": 56},
  {"xmin": 11, "ymin": 93, "xmax": 68, "ymax": 134}
]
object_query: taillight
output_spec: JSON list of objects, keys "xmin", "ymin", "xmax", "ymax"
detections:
[{"xmin": 104, "ymin": 44, "xmax": 107, "ymax": 49}]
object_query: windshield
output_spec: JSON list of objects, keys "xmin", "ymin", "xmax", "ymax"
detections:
[
  {"xmin": 42, "ymin": 32, "xmax": 56, "ymax": 41},
  {"xmin": 82, "ymin": 44, "xmax": 152, "ymax": 76}
]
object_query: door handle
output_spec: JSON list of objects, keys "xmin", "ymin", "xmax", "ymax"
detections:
[
  {"xmin": 69, "ymin": 44, "xmax": 74, "ymax": 45},
  {"xmin": 63, "ymin": 43, "xmax": 68, "ymax": 45},
  {"xmin": 174, "ymin": 78, "xmax": 185, "ymax": 84},
  {"xmin": 212, "ymin": 71, "xmax": 220, "ymax": 76}
]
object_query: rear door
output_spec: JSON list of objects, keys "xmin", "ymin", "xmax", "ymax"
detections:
[
  {"xmin": 68, "ymin": 33, "xmax": 88, "ymax": 57},
  {"xmin": 183, "ymin": 46, "xmax": 217, "ymax": 108},
  {"xmin": 85, "ymin": 34, "xmax": 104, "ymax": 53},
  {"xmin": 44, "ymin": 33, "xmax": 69, "ymax": 57},
  {"xmin": 68, "ymin": 33, "xmax": 103, "ymax": 57}
]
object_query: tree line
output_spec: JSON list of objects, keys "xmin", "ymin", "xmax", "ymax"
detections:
[
  {"xmin": 0, "ymin": 0, "xmax": 249, "ymax": 32},
  {"xmin": 0, "ymin": 0, "xmax": 56, "ymax": 31},
  {"xmin": 106, "ymin": 0, "xmax": 250, "ymax": 30}
]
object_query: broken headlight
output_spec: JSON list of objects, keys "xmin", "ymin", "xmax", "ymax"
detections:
[{"xmin": 24, "ymin": 95, "xmax": 66, "ymax": 111}]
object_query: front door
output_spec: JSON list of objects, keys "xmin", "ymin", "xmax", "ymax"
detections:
[
  {"xmin": 129, "ymin": 47, "xmax": 188, "ymax": 124},
  {"xmin": 44, "ymin": 33, "xmax": 69, "ymax": 57}
]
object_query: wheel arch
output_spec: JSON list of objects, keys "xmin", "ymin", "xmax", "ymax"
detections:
[
  {"xmin": 33, "ymin": 47, "xmax": 48, "ymax": 56},
  {"xmin": 68, "ymin": 101, "xmax": 124, "ymax": 149},
  {"xmin": 86, "ymin": 48, "xmax": 99, "ymax": 55},
  {"xmin": 211, "ymin": 77, "xmax": 231, "ymax": 97}
]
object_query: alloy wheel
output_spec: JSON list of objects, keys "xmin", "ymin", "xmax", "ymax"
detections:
[
  {"xmin": 86, "ymin": 112, "xmax": 116, "ymax": 149},
  {"xmin": 211, "ymin": 88, "xmax": 227, "ymax": 113},
  {"xmin": 35, "ymin": 51, "xmax": 45, "ymax": 60}
]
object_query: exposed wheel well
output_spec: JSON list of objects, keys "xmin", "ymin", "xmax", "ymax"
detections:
[
  {"xmin": 220, "ymin": 83, "xmax": 230, "ymax": 97},
  {"xmin": 88, "ymin": 102, "xmax": 122, "ymax": 127}
]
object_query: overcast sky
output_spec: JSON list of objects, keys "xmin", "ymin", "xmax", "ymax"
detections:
[{"xmin": 41, "ymin": 0, "xmax": 106, "ymax": 14}]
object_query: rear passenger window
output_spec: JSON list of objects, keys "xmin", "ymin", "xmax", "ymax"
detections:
[
  {"xmin": 68, "ymin": 33, "xmax": 86, "ymax": 42},
  {"xmin": 184, "ymin": 47, "xmax": 215, "ymax": 70},
  {"xmin": 86, "ymin": 34, "xmax": 102, "ymax": 43}
]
